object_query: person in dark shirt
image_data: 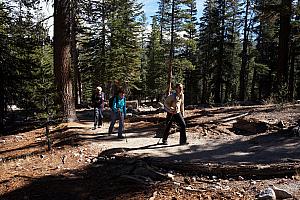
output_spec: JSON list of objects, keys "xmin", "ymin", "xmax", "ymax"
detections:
[{"xmin": 92, "ymin": 86, "xmax": 105, "ymax": 129}]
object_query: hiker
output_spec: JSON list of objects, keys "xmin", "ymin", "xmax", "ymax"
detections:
[
  {"xmin": 92, "ymin": 86, "xmax": 105, "ymax": 129},
  {"xmin": 162, "ymin": 83, "xmax": 187, "ymax": 145},
  {"xmin": 108, "ymin": 88, "xmax": 126, "ymax": 139}
]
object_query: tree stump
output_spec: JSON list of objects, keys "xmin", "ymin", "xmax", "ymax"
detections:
[{"xmin": 233, "ymin": 117, "xmax": 268, "ymax": 134}]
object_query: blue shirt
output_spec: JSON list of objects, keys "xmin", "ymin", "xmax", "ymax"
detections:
[{"xmin": 112, "ymin": 96, "xmax": 126, "ymax": 116}]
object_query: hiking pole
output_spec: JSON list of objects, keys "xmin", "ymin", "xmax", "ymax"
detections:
[{"xmin": 157, "ymin": 114, "xmax": 174, "ymax": 144}]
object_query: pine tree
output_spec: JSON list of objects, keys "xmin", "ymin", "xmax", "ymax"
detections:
[
  {"xmin": 182, "ymin": 0, "xmax": 198, "ymax": 105},
  {"xmin": 54, "ymin": 0, "xmax": 77, "ymax": 122},
  {"xmin": 145, "ymin": 16, "xmax": 167, "ymax": 100},
  {"xmin": 197, "ymin": 0, "xmax": 220, "ymax": 104}
]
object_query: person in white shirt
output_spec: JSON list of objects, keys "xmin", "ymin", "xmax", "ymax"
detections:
[{"xmin": 162, "ymin": 83, "xmax": 187, "ymax": 145}]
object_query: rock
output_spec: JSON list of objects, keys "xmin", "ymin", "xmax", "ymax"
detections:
[
  {"xmin": 167, "ymin": 173, "xmax": 175, "ymax": 180},
  {"xmin": 270, "ymin": 185, "xmax": 293, "ymax": 199},
  {"xmin": 191, "ymin": 176, "xmax": 197, "ymax": 182},
  {"xmin": 256, "ymin": 187, "xmax": 276, "ymax": 200}
]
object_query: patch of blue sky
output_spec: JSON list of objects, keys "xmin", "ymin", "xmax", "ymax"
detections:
[{"xmin": 138, "ymin": 0, "xmax": 204, "ymax": 22}]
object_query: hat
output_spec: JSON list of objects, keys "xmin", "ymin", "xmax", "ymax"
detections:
[{"xmin": 96, "ymin": 86, "xmax": 102, "ymax": 91}]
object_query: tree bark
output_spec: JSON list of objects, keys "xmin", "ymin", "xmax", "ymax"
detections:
[
  {"xmin": 54, "ymin": 0, "xmax": 77, "ymax": 122},
  {"xmin": 159, "ymin": 0, "xmax": 165, "ymax": 44},
  {"xmin": 70, "ymin": 0, "xmax": 81, "ymax": 106},
  {"xmin": 166, "ymin": 0, "xmax": 175, "ymax": 96},
  {"xmin": 288, "ymin": 43, "xmax": 295, "ymax": 101},
  {"xmin": 214, "ymin": 0, "xmax": 226, "ymax": 103},
  {"xmin": 239, "ymin": 0, "xmax": 250, "ymax": 101},
  {"xmin": 275, "ymin": 0, "xmax": 291, "ymax": 94},
  {"xmin": 0, "ymin": 62, "xmax": 4, "ymax": 134}
]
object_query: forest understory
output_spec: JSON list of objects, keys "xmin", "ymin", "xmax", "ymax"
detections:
[{"xmin": 1, "ymin": 103, "xmax": 300, "ymax": 200}]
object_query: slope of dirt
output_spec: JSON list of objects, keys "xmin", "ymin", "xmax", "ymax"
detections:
[{"xmin": 0, "ymin": 104, "xmax": 300, "ymax": 199}]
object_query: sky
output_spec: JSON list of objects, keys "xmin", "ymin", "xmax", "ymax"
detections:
[
  {"xmin": 42, "ymin": 0, "xmax": 205, "ymax": 36},
  {"xmin": 139, "ymin": 0, "xmax": 204, "ymax": 22}
]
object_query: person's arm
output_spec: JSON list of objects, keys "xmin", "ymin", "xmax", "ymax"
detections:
[
  {"xmin": 123, "ymin": 97, "xmax": 126, "ymax": 118},
  {"xmin": 101, "ymin": 92, "xmax": 105, "ymax": 109},
  {"xmin": 181, "ymin": 93, "xmax": 185, "ymax": 117},
  {"xmin": 112, "ymin": 97, "xmax": 118, "ymax": 113}
]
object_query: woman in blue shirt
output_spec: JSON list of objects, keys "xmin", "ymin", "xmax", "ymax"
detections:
[{"xmin": 108, "ymin": 88, "xmax": 126, "ymax": 138}]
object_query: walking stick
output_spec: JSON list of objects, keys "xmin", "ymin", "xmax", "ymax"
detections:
[{"xmin": 157, "ymin": 114, "xmax": 174, "ymax": 144}]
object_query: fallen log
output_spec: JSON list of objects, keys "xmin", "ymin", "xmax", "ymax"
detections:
[{"xmin": 145, "ymin": 158, "xmax": 300, "ymax": 179}]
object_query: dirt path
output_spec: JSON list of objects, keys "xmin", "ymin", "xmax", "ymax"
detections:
[{"xmin": 1, "ymin": 104, "xmax": 300, "ymax": 199}]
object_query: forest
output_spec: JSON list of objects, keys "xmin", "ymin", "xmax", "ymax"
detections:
[
  {"xmin": 0, "ymin": 0, "xmax": 299, "ymax": 133},
  {"xmin": 0, "ymin": 0, "xmax": 300, "ymax": 199}
]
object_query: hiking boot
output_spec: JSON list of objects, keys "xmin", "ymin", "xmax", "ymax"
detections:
[
  {"xmin": 162, "ymin": 140, "xmax": 168, "ymax": 145},
  {"xmin": 118, "ymin": 135, "xmax": 125, "ymax": 139}
]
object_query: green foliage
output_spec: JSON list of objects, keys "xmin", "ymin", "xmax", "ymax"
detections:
[
  {"xmin": 78, "ymin": 0, "xmax": 144, "ymax": 99},
  {"xmin": 1, "ymin": 0, "xmax": 300, "ymax": 131},
  {"xmin": 144, "ymin": 16, "xmax": 167, "ymax": 99},
  {"xmin": 0, "ymin": 0, "xmax": 58, "ymax": 121}
]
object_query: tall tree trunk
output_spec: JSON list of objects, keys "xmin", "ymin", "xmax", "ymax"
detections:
[
  {"xmin": 167, "ymin": 0, "xmax": 175, "ymax": 95},
  {"xmin": 251, "ymin": 67, "xmax": 258, "ymax": 100},
  {"xmin": 70, "ymin": 0, "xmax": 81, "ymax": 106},
  {"xmin": 239, "ymin": 0, "xmax": 250, "ymax": 101},
  {"xmin": 202, "ymin": 51, "xmax": 210, "ymax": 104},
  {"xmin": 288, "ymin": 43, "xmax": 295, "ymax": 101},
  {"xmin": 54, "ymin": 0, "xmax": 77, "ymax": 122},
  {"xmin": 159, "ymin": 0, "xmax": 165, "ymax": 44},
  {"xmin": 0, "ymin": 62, "xmax": 4, "ymax": 134},
  {"xmin": 100, "ymin": 0, "xmax": 106, "ymax": 84},
  {"xmin": 275, "ymin": 0, "xmax": 291, "ymax": 95},
  {"xmin": 215, "ymin": 0, "xmax": 226, "ymax": 103}
]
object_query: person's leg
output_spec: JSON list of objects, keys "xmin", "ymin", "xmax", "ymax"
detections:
[
  {"xmin": 93, "ymin": 107, "xmax": 99, "ymax": 129},
  {"xmin": 98, "ymin": 108, "xmax": 103, "ymax": 127},
  {"xmin": 174, "ymin": 113, "xmax": 187, "ymax": 144},
  {"xmin": 108, "ymin": 111, "xmax": 116, "ymax": 134},
  {"xmin": 162, "ymin": 113, "xmax": 173, "ymax": 144},
  {"xmin": 118, "ymin": 112, "xmax": 124, "ymax": 138}
]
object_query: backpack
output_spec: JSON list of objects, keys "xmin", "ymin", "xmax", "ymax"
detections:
[
  {"xmin": 109, "ymin": 96, "xmax": 119, "ymax": 109},
  {"xmin": 109, "ymin": 96, "xmax": 115, "ymax": 109}
]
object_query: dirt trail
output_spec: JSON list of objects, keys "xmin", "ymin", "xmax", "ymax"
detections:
[{"xmin": 1, "ymin": 104, "xmax": 300, "ymax": 199}]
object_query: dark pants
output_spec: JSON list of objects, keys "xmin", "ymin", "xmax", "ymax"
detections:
[
  {"xmin": 94, "ymin": 107, "xmax": 103, "ymax": 127},
  {"xmin": 162, "ymin": 112, "xmax": 186, "ymax": 143},
  {"xmin": 108, "ymin": 111, "xmax": 124, "ymax": 137}
]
